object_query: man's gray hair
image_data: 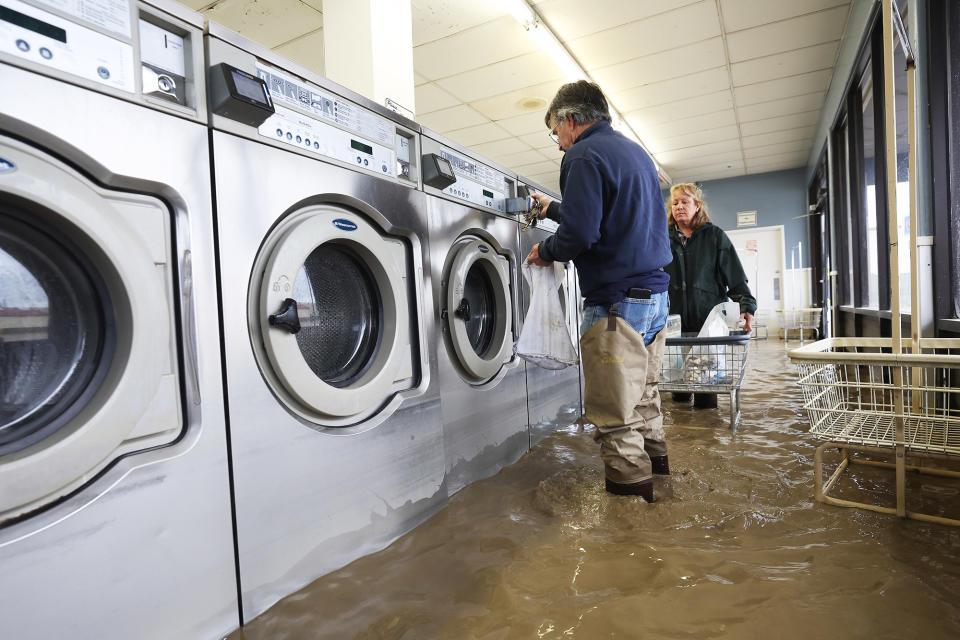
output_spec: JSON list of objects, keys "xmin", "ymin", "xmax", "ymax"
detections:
[{"xmin": 545, "ymin": 80, "xmax": 612, "ymax": 127}]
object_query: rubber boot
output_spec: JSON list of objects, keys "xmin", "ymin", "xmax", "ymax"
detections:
[
  {"xmin": 651, "ymin": 455, "xmax": 670, "ymax": 475},
  {"xmin": 693, "ymin": 393, "xmax": 718, "ymax": 409},
  {"xmin": 671, "ymin": 392, "xmax": 692, "ymax": 403},
  {"xmin": 605, "ymin": 477, "xmax": 655, "ymax": 502}
]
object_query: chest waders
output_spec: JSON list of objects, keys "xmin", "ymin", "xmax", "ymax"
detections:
[{"xmin": 580, "ymin": 305, "xmax": 667, "ymax": 499}]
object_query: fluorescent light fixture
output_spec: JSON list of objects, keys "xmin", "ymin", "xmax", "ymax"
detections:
[
  {"xmin": 499, "ymin": 0, "xmax": 671, "ymax": 183},
  {"xmin": 527, "ymin": 22, "xmax": 586, "ymax": 81}
]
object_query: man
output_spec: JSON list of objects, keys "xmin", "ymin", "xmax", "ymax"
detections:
[{"xmin": 526, "ymin": 80, "xmax": 672, "ymax": 502}]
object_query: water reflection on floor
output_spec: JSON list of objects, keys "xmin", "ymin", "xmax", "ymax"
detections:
[{"xmin": 229, "ymin": 341, "xmax": 960, "ymax": 639}]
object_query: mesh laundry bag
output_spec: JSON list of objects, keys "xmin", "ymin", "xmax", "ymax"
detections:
[{"xmin": 515, "ymin": 262, "xmax": 579, "ymax": 369}]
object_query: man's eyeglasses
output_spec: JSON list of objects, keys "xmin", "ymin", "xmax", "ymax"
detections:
[{"xmin": 548, "ymin": 120, "xmax": 561, "ymax": 144}]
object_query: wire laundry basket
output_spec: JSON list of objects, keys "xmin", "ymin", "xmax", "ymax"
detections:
[
  {"xmin": 660, "ymin": 332, "xmax": 751, "ymax": 431},
  {"xmin": 780, "ymin": 307, "xmax": 822, "ymax": 342},
  {"xmin": 790, "ymin": 337, "xmax": 960, "ymax": 525}
]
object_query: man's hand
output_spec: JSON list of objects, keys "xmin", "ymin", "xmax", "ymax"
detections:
[
  {"xmin": 530, "ymin": 193, "xmax": 552, "ymax": 219},
  {"xmin": 526, "ymin": 242, "xmax": 552, "ymax": 266},
  {"xmin": 740, "ymin": 312, "xmax": 754, "ymax": 333}
]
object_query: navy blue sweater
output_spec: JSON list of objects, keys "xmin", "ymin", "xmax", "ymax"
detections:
[{"xmin": 539, "ymin": 121, "xmax": 672, "ymax": 306}]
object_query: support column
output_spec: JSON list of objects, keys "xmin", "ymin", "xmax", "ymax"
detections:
[{"xmin": 322, "ymin": 0, "xmax": 416, "ymax": 116}]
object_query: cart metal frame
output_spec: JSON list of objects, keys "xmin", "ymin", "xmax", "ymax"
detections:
[
  {"xmin": 660, "ymin": 332, "xmax": 751, "ymax": 431},
  {"xmin": 790, "ymin": 337, "xmax": 960, "ymax": 526}
]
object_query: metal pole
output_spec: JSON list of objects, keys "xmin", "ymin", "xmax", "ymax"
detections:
[{"xmin": 881, "ymin": 0, "xmax": 906, "ymax": 517}]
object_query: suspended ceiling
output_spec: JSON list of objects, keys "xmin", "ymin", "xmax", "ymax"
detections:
[{"xmin": 179, "ymin": 0, "xmax": 853, "ymax": 193}]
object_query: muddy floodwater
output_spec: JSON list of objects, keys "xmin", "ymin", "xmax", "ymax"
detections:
[{"xmin": 229, "ymin": 341, "xmax": 960, "ymax": 639}]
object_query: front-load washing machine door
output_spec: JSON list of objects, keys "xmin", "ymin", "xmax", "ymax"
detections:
[
  {"xmin": 251, "ymin": 204, "xmax": 414, "ymax": 426},
  {"xmin": 444, "ymin": 236, "xmax": 513, "ymax": 383},
  {"xmin": 0, "ymin": 136, "xmax": 180, "ymax": 519}
]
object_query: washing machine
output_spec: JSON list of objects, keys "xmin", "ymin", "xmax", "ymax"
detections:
[
  {"xmin": 0, "ymin": 1, "xmax": 237, "ymax": 638},
  {"xmin": 205, "ymin": 24, "xmax": 446, "ymax": 622},
  {"xmin": 420, "ymin": 130, "xmax": 529, "ymax": 494},
  {"xmin": 515, "ymin": 177, "xmax": 584, "ymax": 446}
]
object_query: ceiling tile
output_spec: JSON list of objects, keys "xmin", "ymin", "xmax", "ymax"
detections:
[
  {"xmin": 495, "ymin": 149, "xmax": 551, "ymax": 167},
  {"xmin": 535, "ymin": 0, "xmax": 701, "ymax": 40},
  {"xmin": 410, "ymin": 0, "xmax": 506, "ymax": 46},
  {"xmin": 745, "ymin": 150, "xmax": 809, "ymax": 170},
  {"xmin": 470, "ymin": 138, "xmax": 531, "ymax": 158},
  {"xmin": 469, "ymin": 80, "xmax": 564, "ymax": 121},
  {"xmin": 663, "ymin": 149, "xmax": 743, "ymax": 173},
  {"xmin": 720, "ymin": 0, "xmax": 850, "ymax": 33},
  {"xmin": 202, "ymin": 0, "xmax": 323, "ymax": 49},
  {"xmin": 525, "ymin": 172, "xmax": 562, "ymax": 193},
  {"xmin": 741, "ymin": 126, "xmax": 816, "ymax": 149},
  {"xmin": 592, "ymin": 38, "xmax": 727, "ymax": 94},
  {"xmin": 497, "ymin": 111, "xmax": 552, "ymax": 136},
  {"xmin": 731, "ymin": 42, "xmax": 839, "ymax": 85},
  {"xmin": 415, "ymin": 83, "xmax": 461, "ymax": 115},
  {"xmin": 569, "ymin": 1, "xmax": 721, "ymax": 68},
  {"xmin": 646, "ymin": 125, "xmax": 741, "ymax": 153},
  {"xmin": 614, "ymin": 67, "xmax": 729, "ymax": 112},
  {"xmin": 413, "ymin": 16, "xmax": 536, "ymax": 80},
  {"xmin": 626, "ymin": 90, "xmax": 733, "ymax": 128},
  {"xmin": 734, "ymin": 70, "xmax": 832, "ymax": 105},
  {"xmin": 513, "ymin": 160, "xmax": 560, "ymax": 176},
  {"xmin": 630, "ymin": 109, "xmax": 737, "ymax": 140},
  {"xmin": 656, "ymin": 139, "xmax": 743, "ymax": 165},
  {"xmin": 417, "ymin": 104, "xmax": 488, "ymax": 132},
  {"xmin": 673, "ymin": 165, "xmax": 746, "ymax": 182},
  {"xmin": 273, "ymin": 28, "xmax": 324, "ymax": 76},
  {"xmin": 518, "ymin": 131, "xmax": 554, "ymax": 148},
  {"xmin": 444, "ymin": 122, "xmax": 512, "ymax": 147},
  {"xmin": 743, "ymin": 140, "xmax": 812, "ymax": 159},
  {"xmin": 726, "ymin": 6, "xmax": 848, "ymax": 63},
  {"xmin": 739, "ymin": 110, "xmax": 821, "ymax": 136},
  {"xmin": 435, "ymin": 52, "xmax": 565, "ymax": 103},
  {"xmin": 737, "ymin": 92, "xmax": 826, "ymax": 122}
]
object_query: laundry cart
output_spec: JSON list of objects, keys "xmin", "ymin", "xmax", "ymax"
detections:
[
  {"xmin": 790, "ymin": 338, "xmax": 960, "ymax": 525},
  {"xmin": 660, "ymin": 332, "xmax": 752, "ymax": 431},
  {"xmin": 780, "ymin": 307, "xmax": 822, "ymax": 342}
]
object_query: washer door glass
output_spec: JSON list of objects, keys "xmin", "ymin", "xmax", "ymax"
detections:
[
  {"xmin": 292, "ymin": 243, "xmax": 381, "ymax": 388},
  {"xmin": 462, "ymin": 263, "xmax": 496, "ymax": 356},
  {"xmin": 0, "ymin": 213, "xmax": 112, "ymax": 455}
]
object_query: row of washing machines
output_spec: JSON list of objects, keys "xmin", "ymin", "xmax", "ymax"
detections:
[{"xmin": 0, "ymin": 1, "xmax": 582, "ymax": 637}]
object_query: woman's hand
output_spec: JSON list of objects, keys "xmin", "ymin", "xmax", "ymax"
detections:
[{"xmin": 739, "ymin": 312, "xmax": 754, "ymax": 333}]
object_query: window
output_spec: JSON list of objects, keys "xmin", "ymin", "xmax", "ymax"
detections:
[{"xmin": 859, "ymin": 64, "xmax": 880, "ymax": 308}]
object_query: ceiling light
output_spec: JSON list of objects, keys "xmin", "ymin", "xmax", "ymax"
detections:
[{"xmin": 498, "ymin": 0, "xmax": 670, "ymax": 183}]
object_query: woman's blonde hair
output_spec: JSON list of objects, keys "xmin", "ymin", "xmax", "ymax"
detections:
[{"xmin": 667, "ymin": 182, "xmax": 711, "ymax": 230}]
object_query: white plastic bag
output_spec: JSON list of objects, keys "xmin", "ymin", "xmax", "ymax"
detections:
[
  {"xmin": 683, "ymin": 303, "xmax": 730, "ymax": 384},
  {"xmin": 515, "ymin": 262, "xmax": 579, "ymax": 369}
]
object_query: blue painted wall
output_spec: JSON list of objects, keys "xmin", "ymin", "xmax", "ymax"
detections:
[{"xmin": 666, "ymin": 168, "xmax": 811, "ymax": 268}]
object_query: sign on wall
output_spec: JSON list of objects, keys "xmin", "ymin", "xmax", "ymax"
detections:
[{"xmin": 737, "ymin": 210, "xmax": 758, "ymax": 227}]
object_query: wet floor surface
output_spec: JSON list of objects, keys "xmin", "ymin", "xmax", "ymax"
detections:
[{"xmin": 229, "ymin": 341, "xmax": 960, "ymax": 639}]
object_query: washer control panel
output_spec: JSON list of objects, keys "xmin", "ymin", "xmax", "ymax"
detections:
[
  {"xmin": 0, "ymin": 0, "xmax": 135, "ymax": 91},
  {"xmin": 254, "ymin": 61, "xmax": 414, "ymax": 183},
  {"xmin": 434, "ymin": 145, "xmax": 511, "ymax": 213},
  {"xmin": 0, "ymin": 0, "xmax": 204, "ymax": 118}
]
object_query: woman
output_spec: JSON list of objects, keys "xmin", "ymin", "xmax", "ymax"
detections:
[{"xmin": 665, "ymin": 183, "xmax": 756, "ymax": 409}]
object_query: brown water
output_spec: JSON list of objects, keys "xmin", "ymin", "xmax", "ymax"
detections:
[{"xmin": 229, "ymin": 341, "xmax": 960, "ymax": 639}]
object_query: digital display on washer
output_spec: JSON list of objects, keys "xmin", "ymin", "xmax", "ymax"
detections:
[
  {"xmin": 233, "ymin": 69, "xmax": 270, "ymax": 103},
  {"xmin": 482, "ymin": 189, "xmax": 494, "ymax": 198},
  {"xmin": 350, "ymin": 139, "xmax": 373, "ymax": 155},
  {"xmin": 0, "ymin": 5, "xmax": 67, "ymax": 42}
]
